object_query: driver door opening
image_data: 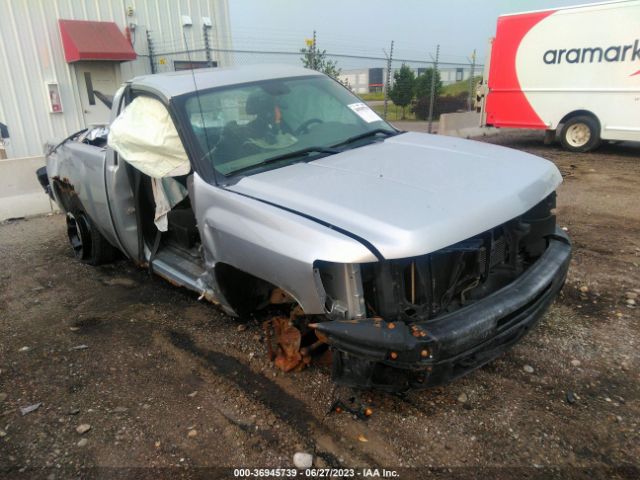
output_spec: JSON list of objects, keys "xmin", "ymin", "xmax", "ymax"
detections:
[{"xmin": 108, "ymin": 93, "xmax": 204, "ymax": 287}]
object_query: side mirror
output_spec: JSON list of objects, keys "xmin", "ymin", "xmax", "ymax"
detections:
[{"xmin": 0, "ymin": 122, "xmax": 8, "ymax": 139}]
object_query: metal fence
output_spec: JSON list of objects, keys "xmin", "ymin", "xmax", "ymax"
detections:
[{"xmin": 140, "ymin": 29, "xmax": 483, "ymax": 128}]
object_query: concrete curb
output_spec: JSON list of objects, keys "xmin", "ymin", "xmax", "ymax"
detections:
[
  {"xmin": 0, "ymin": 156, "xmax": 59, "ymax": 221},
  {"xmin": 439, "ymin": 111, "xmax": 500, "ymax": 139}
]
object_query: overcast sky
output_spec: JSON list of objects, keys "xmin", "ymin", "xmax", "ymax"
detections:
[{"xmin": 229, "ymin": 0, "xmax": 603, "ymax": 65}]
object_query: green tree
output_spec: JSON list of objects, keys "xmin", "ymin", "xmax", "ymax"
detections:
[
  {"xmin": 414, "ymin": 68, "xmax": 443, "ymax": 100},
  {"xmin": 300, "ymin": 40, "xmax": 347, "ymax": 88},
  {"xmin": 388, "ymin": 64, "xmax": 415, "ymax": 119}
]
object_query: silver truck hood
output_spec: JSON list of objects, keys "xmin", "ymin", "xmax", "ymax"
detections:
[{"xmin": 228, "ymin": 132, "xmax": 562, "ymax": 260}]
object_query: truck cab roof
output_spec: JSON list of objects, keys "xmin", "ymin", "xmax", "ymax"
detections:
[{"xmin": 128, "ymin": 64, "xmax": 323, "ymax": 99}]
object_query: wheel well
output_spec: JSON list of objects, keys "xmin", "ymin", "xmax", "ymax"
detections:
[
  {"xmin": 214, "ymin": 263, "xmax": 280, "ymax": 316},
  {"xmin": 558, "ymin": 110, "xmax": 600, "ymax": 130},
  {"xmin": 51, "ymin": 177, "xmax": 83, "ymax": 214}
]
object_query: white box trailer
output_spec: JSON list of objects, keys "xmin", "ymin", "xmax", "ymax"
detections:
[{"xmin": 480, "ymin": 0, "xmax": 640, "ymax": 152}]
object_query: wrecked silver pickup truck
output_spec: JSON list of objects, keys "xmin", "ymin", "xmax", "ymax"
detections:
[{"xmin": 40, "ymin": 65, "xmax": 571, "ymax": 392}]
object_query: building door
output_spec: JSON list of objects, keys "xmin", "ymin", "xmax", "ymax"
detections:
[{"xmin": 75, "ymin": 62, "xmax": 119, "ymax": 126}]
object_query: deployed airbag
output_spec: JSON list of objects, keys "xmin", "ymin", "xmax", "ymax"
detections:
[
  {"xmin": 108, "ymin": 96, "xmax": 190, "ymax": 231},
  {"xmin": 108, "ymin": 96, "xmax": 190, "ymax": 178}
]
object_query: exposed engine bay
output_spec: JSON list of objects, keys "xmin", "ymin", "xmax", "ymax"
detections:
[{"xmin": 263, "ymin": 192, "xmax": 569, "ymax": 392}]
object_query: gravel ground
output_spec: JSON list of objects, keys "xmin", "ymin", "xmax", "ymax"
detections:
[{"xmin": 1, "ymin": 130, "xmax": 639, "ymax": 479}]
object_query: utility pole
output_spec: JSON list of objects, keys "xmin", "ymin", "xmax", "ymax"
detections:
[
  {"xmin": 427, "ymin": 44, "xmax": 440, "ymax": 133},
  {"xmin": 312, "ymin": 30, "xmax": 317, "ymax": 70},
  {"xmin": 467, "ymin": 49, "xmax": 476, "ymax": 111},
  {"xmin": 146, "ymin": 29, "xmax": 156, "ymax": 74},
  {"xmin": 383, "ymin": 40, "xmax": 394, "ymax": 120}
]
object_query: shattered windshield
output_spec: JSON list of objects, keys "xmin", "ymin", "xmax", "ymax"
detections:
[{"xmin": 177, "ymin": 75, "xmax": 396, "ymax": 179}]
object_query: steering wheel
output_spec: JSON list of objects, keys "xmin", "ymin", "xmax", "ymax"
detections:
[{"xmin": 294, "ymin": 118, "xmax": 323, "ymax": 135}]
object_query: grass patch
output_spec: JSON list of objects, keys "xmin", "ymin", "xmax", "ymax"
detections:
[
  {"xmin": 442, "ymin": 76, "xmax": 482, "ymax": 97},
  {"xmin": 369, "ymin": 102, "xmax": 416, "ymax": 122},
  {"xmin": 358, "ymin": 91, "xmax": 385, "ymax": 101}
]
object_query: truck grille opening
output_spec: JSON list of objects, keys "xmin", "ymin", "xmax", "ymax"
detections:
[{"xmin": 361, "ymin": 193, "xmax": 557, "ymax": 322}]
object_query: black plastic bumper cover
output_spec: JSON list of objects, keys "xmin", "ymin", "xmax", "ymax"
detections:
[{"xmin": 314, "ymin": 229, "xmax": 572, "ymax": 390}]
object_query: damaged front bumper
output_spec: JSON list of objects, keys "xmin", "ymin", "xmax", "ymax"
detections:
[{"xmin": 313, "ymin": 229, "xmax": 572, "ymax": 391}]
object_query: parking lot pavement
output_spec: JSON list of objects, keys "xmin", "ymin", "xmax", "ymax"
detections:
[{"xmin": 1, "ymin": 130, "xmax": 638, "ymax": 478}]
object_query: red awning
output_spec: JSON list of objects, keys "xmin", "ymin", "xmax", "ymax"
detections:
[{"xmin": 59, "ymin": 19, "xmax": 136, "ymax": 63}]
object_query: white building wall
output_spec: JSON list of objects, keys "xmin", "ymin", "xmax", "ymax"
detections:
[
  {"xmin": 0, "ymin": 0, "xmax": 232, "ymax": 159},
  {"xmin": 439, "ymin": 67, "xmax": 474, "ymax": 85},
  {"xmin": 339, "ymin": 68, "xmax": 370, "ymax": 94}
]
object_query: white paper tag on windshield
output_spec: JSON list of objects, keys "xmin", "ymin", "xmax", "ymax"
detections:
[{"xmin": 348, "ymin": 102, "xmax": 383, "ymax": 123}]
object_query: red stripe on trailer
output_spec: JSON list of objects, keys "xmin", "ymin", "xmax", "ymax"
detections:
[{"xmin": 485, "ymin": 10, "xmax": 555, "ymax": 129}]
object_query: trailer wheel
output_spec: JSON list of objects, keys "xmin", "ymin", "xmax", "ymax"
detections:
[
  {"xmin": 560, "ymin": 115, "xmax": 601, "ymax": 153},
  {"xmin": 66, "ymin": 212, "xmax": 117, "ymax": 266}
]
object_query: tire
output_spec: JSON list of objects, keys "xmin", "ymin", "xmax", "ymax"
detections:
[
  {"xmin": 66, "ymin": 211, "xmax": 117, "ymax": 266},
  {"xmin": 559, "ymin": 115, "xmax": 601, "ymax": 153}
]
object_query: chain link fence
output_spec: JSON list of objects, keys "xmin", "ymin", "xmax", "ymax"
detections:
[{"xmin": 140, "ymin": 30, "xmax": 483, "ymax": 127}]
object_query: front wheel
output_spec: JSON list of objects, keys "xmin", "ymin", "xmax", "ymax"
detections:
[
  {"xmin": 559, "ymin": 115, "xmax": 601, "ymax": 153},
  {"xmin": 66, "ymin": 211, "xmax": 117, "ymax": 265}
]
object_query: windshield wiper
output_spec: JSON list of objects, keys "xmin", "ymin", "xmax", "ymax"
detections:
[
  {"xmin": 331, "ymin": 128, "xmax": 400, "ymax": 149},
  {"xmin": 229, "ymin": 146, "xmax": 340, "ymax": 176}
]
